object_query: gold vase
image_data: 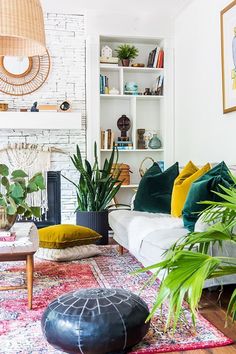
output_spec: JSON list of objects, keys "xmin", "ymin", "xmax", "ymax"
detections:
[{"xmin": 0, "ymin": 207, "xmax": 17, "ymax": 231}]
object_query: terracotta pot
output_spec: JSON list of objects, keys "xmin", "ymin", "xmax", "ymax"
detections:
[
  {"xmin": 121, "ymin": 59, "xmax": 130, "ymax": 67},
  {"xmin": 0, "ymin": 207, "xmax": 17, "ymax": 231}
]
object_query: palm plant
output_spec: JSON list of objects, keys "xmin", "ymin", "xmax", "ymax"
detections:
[
  {"xmin": 135, "ymin": 175, "xmax": 236, "ymax": 332},
  {"xmin": 64, "ymin": 143, "xmax": 122, "ymax": 211}
]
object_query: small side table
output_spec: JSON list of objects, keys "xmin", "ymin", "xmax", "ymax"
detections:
[{"xmin": 0, "ymin": 222, "xmax": 39, "ymax": 309}]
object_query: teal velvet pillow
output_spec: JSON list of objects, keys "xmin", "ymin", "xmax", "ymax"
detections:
[
  {"xmin": 134, "ymin": 162, "xmax": 179, "ymax": 213},
  {"xmin": 144, "ymin": 162, "xmax": 162, "ymax": 176},
  {"xmin": 182, "ymin": 161, "xmax": 233, "ymax": 232}
]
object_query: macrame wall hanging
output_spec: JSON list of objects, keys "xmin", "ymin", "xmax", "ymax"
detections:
[{"xmin": 0, "ymin": 143, "xmax": 54, "ymax": 217}]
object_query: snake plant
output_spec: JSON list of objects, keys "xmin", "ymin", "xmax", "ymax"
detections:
[
  {"xmin": 135, "ymin": 174, "xmax": 236, "ymax": 332},
  {"xmin": 0, "ymin": 164, "xmax": 45, "ymax": 218},
  {"xmin": 64, "ymin": 143, "xmax": 122, "ymax": 211}
]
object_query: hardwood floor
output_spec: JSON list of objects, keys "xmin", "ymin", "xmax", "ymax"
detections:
[
  {"xmin": 185, "ymin": 285, "xmax": 236, "ymax": 354},
  {"xmin": 110, "ymin": 239, "xmax": 236, "ymax": 353}
]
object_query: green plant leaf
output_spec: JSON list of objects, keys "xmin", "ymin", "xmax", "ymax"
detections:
[
  {"xmin": 1, "ymin": 176, "xmax": 9, "ymax": 189},
  {"xmin": 7, "ymin": 205, "xmax": 17, "ymax": 215},
  {"xmin": 30, "ymin": 173, "xmax": 45, "ymax": 190},
  {"xmin": 17, "ymin": 205, "xmax": 26, "ymax": 215},
  {"xmin": 23, "ymin": 210, "xmax": 32, "ymax": 218},
  {"xmin": 9, "ymin": 183, "xmax": 24, "ymax": 200},
  {"xmin": 115, "ymin": 44, "xmax": 139, "ymax": 60},
  {"xmin": 227, "ymin": 288, "xmax": 236, "ymax": 323},
  {"xmin": 65, "ymin": 143, "xmax": 122, "ymax": 211},
  {"xmin": 11, "ymin": 170, "xmax": 28, "ymax": 178},
  {"xmin": 30, "ymin": 207, "xmax": 41, "ymax": 218},
  {"xmin": 27, "ymin": 182, "xmax": 38, "ymax": 193},
  {"xmin": 0, "ymin": 164, "xmax": 9, "ymax": 176},
  {"xmin": 0, "ymin": 198, "xmax": 7, "ymax": 207}
]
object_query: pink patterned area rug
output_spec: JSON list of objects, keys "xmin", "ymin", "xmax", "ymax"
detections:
[{"xmin": 0, "ymin": 246, "xmax": 233, "ymax": 354}]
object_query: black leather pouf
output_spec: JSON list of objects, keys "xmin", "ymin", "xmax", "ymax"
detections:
[{"xmin": 41, "ymin": 288, "xmax": 150, "ymax": 354}]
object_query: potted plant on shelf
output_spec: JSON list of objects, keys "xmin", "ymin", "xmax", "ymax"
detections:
[
  {"xmin": 64, "ymin": 143, "xmax": 122, "ymax": 245},
  {"xmin": 135, "ymin": 177, "xmax": 236, "ymax": 331},
  {"xmin": 115, "ymin": 44, "xmax": 139, "ymax": 67},
  {"xmin": 0, "ymin": 164, "xmax": 45, "ymax": 230}
]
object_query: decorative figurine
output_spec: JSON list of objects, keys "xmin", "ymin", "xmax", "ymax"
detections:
[
  {"xmin": 109, "ymin": 87, "xmax": 119, "ymax": 95},
  {"xmin": 117, "ymin": 114, "xmax": 131, "ymax": 141},
  {"xmin": 137, "ymin": 129, "xmax": 146, "ymax": 149},
  {"xmin": 144, "ymin": 88, "xmax": 151, "ymax": 95},
  {"xmin": 31, "ymin": 102, "xmax": 39, "ymax": 112},
  {"xmin": 124, "ymin": 82, "xmax": 138, "ymax": 95},
  {"xmin": 101, "ymin": 45, "xmax": 113, "ymax": 58},
  {"xmin": 60, "ymin": 101, "xmax": 71, "ymax": 112}
]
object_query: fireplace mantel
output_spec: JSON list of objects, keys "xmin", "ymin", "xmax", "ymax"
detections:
[{"xmin": 0, "ymin": 112, "xmax": 81, "ymax": 130}]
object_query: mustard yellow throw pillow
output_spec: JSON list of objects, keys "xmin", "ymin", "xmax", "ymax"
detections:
[
  {"xmin": 39, "ymin": 224, "xmax": 102, "ymax": 249},
  {"xmin": 171, "ymin": 161, "xmax": 211, "ymax": 218}
]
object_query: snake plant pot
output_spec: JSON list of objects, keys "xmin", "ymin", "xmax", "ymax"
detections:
[
  {"xmin": 0, "ymin": 207, "xmax": 17, "ymax": 231},
  {"xmin": 76, "ymin": 210, "xmax": 109, "ymax": 245}
]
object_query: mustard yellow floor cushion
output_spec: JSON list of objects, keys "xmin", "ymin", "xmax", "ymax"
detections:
[
  {"xmin": 171, "ymin": 161, "xmax": 211, "ymax": 217},
  {"xmin": 39, "ymin": 224, "xmax": 102, "ymax": 249}
]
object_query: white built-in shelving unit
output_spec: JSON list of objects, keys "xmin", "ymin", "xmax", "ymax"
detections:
[{"xmin": 86, "ymin": 34, "xmax": 174, "ymax": 204}]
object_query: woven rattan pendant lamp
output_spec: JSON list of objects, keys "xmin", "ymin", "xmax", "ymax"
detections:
[{"xmin": 0, "ymin": 0, "xmax": 46, "ymax": 57}]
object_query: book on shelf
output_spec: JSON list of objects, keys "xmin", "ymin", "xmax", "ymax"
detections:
[
  {"xmin": 101, "ymin": 129, "xmax": 115, "ymax": 149},
  {"xmin": 147, "ymin": 47, "xmax": 164, "ymax": 68},
  {"xmin": 115, "ymin": 140, "xmax": 133, "ymax": 150},
  {"xmin": 100, "ymin": 75, "xmax": 109, "ymax": 94},
  {"xmin": 153, "ymin": 47, "xmax": 160, "ymax": 68},
  {"xmin": 154, "ymin": 74, "xmax": 164, "ymax": 95},
  {"xmin": 157, "ymin": 49, "xmax": 164, "ymax": 68}
]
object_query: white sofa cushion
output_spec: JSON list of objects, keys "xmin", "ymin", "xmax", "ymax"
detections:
[{"xmin": 109, "ymin": 210, "xmax": 185, "ymax": 258}]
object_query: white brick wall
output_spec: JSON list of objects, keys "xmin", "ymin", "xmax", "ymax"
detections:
[{"xmin": 0, "ymin": 13, "xmax": 86, "ymax": 223}]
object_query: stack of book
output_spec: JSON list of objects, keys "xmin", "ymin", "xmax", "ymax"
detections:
[
  {"xmin": 100, "ymin": 75, "xmax": 109, "ymax": 94},
  {"xmin": 0, "ymin": 231, "xmax": 16, "ymax": 242},
  {"xmin": 101, "ymin": 129, "xmax": 114, "ymax": 149},
  {"xmin": 115, "ymin": 141, "xmax": 133, "ymax": 150},
  {"xmin": 147, "ymin": 47, "xmax": 164, "ymax": 68}
]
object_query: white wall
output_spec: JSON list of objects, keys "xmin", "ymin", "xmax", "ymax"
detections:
[{"xmin": 175, "ymin": 0, "xmax": 236, "ymax": 165}]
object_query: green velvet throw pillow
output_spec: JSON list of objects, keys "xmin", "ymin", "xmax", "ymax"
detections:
[
  {"xmin": 182, "ymin": 161, "xmax": 233, "ymax": 232},
  {"xmin": 134, "ymin": 162, "xmax": 179, "ymax": 213}
]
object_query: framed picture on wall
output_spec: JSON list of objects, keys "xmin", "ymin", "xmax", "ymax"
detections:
[{"xmin": 221, "ymin": 1, "xmax": 236, "ymax": 113}]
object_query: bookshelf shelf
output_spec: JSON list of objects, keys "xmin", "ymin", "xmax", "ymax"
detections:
[
  {"xmin": 100, "ymin": 94, "xmax": 130, "ymax": 99},
  {"xmin": 100, "ymin": 94, "xmax": 164, "ymax": 99},
  {"xmin": 124, "ymin": 67, "xmax": 164, "ymax": 73},
  {"xmin": 120, "ymin": 184, "xmax": 139, "ymax": 188},
  {"xmin": 100, "ymin": 65, "xmax": 164, "ymax": 73},
  {"xmin": 101, "ymin": 149, "xmax": 164, "ymax": 152}
]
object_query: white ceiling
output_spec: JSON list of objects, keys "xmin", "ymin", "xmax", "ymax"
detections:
[{"xmin": 42, "ymin": 0, "xmax": 193, "ymax": 17}]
